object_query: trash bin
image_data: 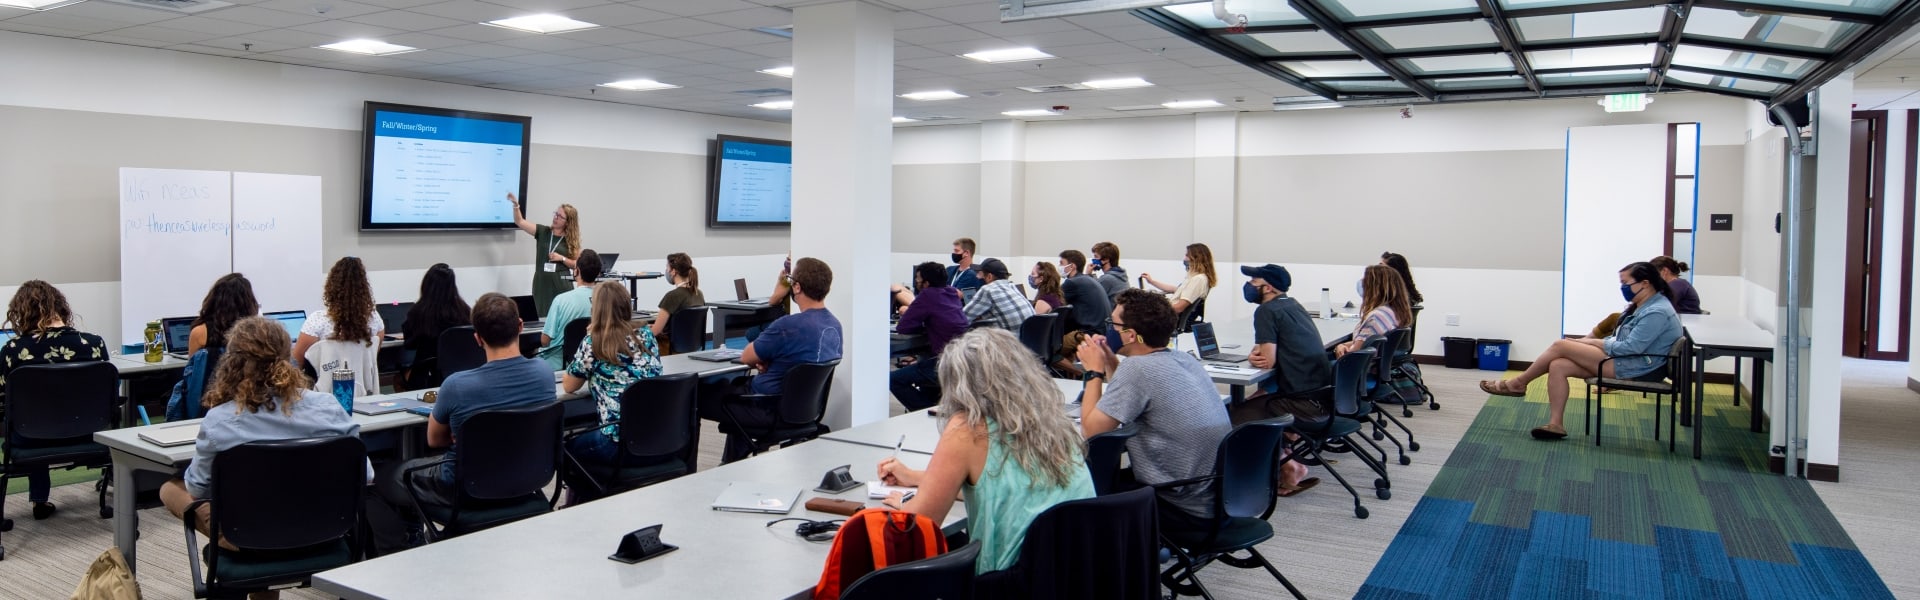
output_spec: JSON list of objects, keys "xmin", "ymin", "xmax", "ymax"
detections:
[
  {"xmin": 1477, "ymin": 339, "xmax": 1512, "ymax": 371},
  {"xmin": 1441, "ymin": 337, "xmax": 1478, "ymax": 369}
]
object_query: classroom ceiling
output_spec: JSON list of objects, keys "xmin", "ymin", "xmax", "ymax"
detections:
[{"xmin": 0, "ymin": 0, "xmax": 1313, "ymax": 124}]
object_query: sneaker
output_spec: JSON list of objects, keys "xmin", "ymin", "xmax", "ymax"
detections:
[{"xmin": 31, "ymin": 502, "xmax": 56, "ymax": 520}]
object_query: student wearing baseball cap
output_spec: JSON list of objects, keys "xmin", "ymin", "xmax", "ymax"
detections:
[
  {"xmin": 961, "ymin": 258, "xmax": 1033, "ymax": 332},
  {"xmin": 1231, "ymin": 264, "xmax": 1331, "ymax": 495}
]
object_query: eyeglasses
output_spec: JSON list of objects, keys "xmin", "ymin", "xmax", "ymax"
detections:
[{"xmin": 1109, "ymin": 320, "xmax": 1131, "ymax": 331}]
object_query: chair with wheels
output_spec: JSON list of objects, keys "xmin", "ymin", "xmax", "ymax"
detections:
[
  {"xmin": 666, "ymin": 307, "xmax": 710, "ymax": 355},
  {"xmin": 560, "ymin": 318, "xmax": 591, "ymax": 368},
  {"xmin": 436, "ymin": 326, "xmax": 486, "ymax": 380},
  {"xmin": 976, "ymin": 488, "xmax": 1160, "ymax": 600},
  {"xmin": 561, "ymin": 374, "xmax": 700, "ymax": 502},
  {"xmin": 1017, "ymin": 314, "xmax": 1060, "ymax": 365},
  {"xmin": 1583, "ymin": 335, "xmax": 1691, "ymax": 450},
  {"xmin": 1154, "ymin": 417, "xmax": 1307, "ymax": 600},
  {"xmin": 716, "ymin": 362, "xmax": 838, "ymax": 460},
  {"xmin": 182, "ymin": 436, "xmax": 366, "ymax": 598},
  {"xmin": 1084, "ymin": 424, "xmax": 1140, "ymax": 496},
  {"xmin": 1287, "ymin": 349, "xmax": 1390, "ymax": 519},
  {"xmin": 1359, "ymin": 335, "xmax": 1415, "ymax": 466},
  {"xmin": 404, "ymin": 402, "xmax": 564, "ymax": 541},
  {"xmin": 0, "ymin": 361, "xmax": 120, "ymax": 561},
  {"xmin": 839, "ymin": 542, "xmax": 981, "ymax": 600}
]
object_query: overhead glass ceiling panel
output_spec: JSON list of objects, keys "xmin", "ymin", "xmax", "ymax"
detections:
[
  {"xmin": 1428, "ymin": 75, "xmax": 1527, "ymax": 90},
  {"xmin": 1538, "ymin": 68, "xmax": 1649, "ymax": 85},
  {"xmin": 1500, "ymin": 0, "xmax": 1633, "ymax": 7},
  {"xmin": 1513, "ymin": 7, "xmax": 1665, "ymax": 42},
  {"xmin": 1718, "ymin": 0, "xmax": 1899, "ymax": 16},
  {"xmin": 1683, "ymin": 7, "xmax": 1863, "ymax": 51},
  {"xmin": 1319, "ymin": 0, "xmax": 1480, "ymax": 21},
  {"xmin": 1671, "ymin": 45, "xmax": 1815, "ymax": 78},
  {"xmin": 1666, "ymin": 69, "xmax": 1787, "ymax": 94},
  {"xmin": 1322, "ymin": 79, "xmax": 1412, "ymax": 93},
  {"xmin": 1163, "ymin": 2, "xmax": 1310, "ymax": 28},
  {"xmin": 1230, "ymin": 30, "xmax": 1359, "ymax": 55},
  {"xmin": 1528, "ymin": 43, "xmax": 1655, "ymax": 69},
  {"xmin": 1278, "ymin": 59, "xmax": 1387, "ymax": 77},
  {"xmin": 1402, "ymin": 53, "xmax": 1515, "ymax": 75},
  {"xmin": 1359, "ymin": 19, "xmax": 1499, "ymax": 51}
]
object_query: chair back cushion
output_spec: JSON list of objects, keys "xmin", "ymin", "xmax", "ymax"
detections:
[
  {"xmin": 1217, "ymin": 419, "xmax": 1291, "ymax": 520},
  {"xmin": 560, "ymin": 318, "xmax": 591, "ymax": 369},
  {"xmin": 211, "ymin": 436, "xmax": 366, "ymax": 551},
  {"xmin": 456, "ymin": 402, "xmax": 563, "ymax": 500},
  {"xmin": 975, "ymin": 487, "xmax": 1159, "ymax": 600},
  {"xmin": 436, "ymin": 326, "xmax": 487, "ymax": 379},
  {"xmin": 1017, "ymin": 314, "xmax": 1058, "ymax": 361},
  {"xmin": 621, "ymin": 373, "xmax": 700, "ymax": 458},
  {"xmin": 667, "ymin": 307, "xmax": 709, "ymax": 355},
  {"xmin": 1330, "ymin": 349, "xmax": 1374, "ymax": 418},
  {"xmin": 778, "ymin": 362, "xmax": 839, "ymax": 426},
  {"xmin": 1084, "ymin": 425, "xmax": 1139, "ymax": 496},
  {"xmin": 5, "ymin": 361, "xmax": 117, "ymax": 441},
  {"xmin": 840, "ymin": 543, "xmax": 981, "ymax": 600}
]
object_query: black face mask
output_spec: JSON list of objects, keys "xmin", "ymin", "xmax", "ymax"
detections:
[{"xmin": 950, "ymin": 253, "xmax": 964, "ymax": 264}]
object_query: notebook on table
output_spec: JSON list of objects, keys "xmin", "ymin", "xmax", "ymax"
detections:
[
  {"xmin": 138, "ymin": 423, "xmax": 200, "ymax": 447},
  {"xmin": 867, "ymin": 481, "xmax": 915, "ymax": 500},
  {"xmin": 711, "ymin": 482, "xmax": 800, "ymax": 514},
  {"xmin": 1192, "ymin": 322, "xmax": 1248, "ymax": 364},
  {"xmin": 688, "ymin": 348, "xmax": 743, "ymax": 362}
]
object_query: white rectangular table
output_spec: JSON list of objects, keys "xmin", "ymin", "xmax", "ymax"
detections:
[
  {"xmin": 824, "ymin": 379, "xmax": 1083, "ymax": 456},
  {"xmin": 313, "ymin": 438, "xmax": 964, "ymax": 600},
  {"xmin": 1679, "ymin": 314, "xmax": 1775, "ymax": 459},
  {"xmin": 1202, "ymin": 315, "xmax": 1359, "ymax": 402}
]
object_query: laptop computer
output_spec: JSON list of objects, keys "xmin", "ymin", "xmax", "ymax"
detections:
[
  {"xmin": 264, "ymin": 311, "xmax": 306, "ymax": 342},
  {"xmin": 1191, "ymin": 322, "xmax": 1248, "ymax": 363},
  {"xmin": 160, "ymin": 316, "xmax": 196, "ymax": 358},
  {"xmin": 353, "ymin": 392, "xmax": 434, "ymax": 416},
  {"xmin": 512, "ymin": 295, "xmax": 541, "ymax": 326},
  {"xmin": 688, "ymin": 348, "xmax": 743, "ymax": 362},
  {"xmin": 377, "ymin": 302, "xmax": 412, "ymax": 341},
  {"xmin": 733, "ymin": 279, "xmax": 770, "ymax": 305},
  {"xmin": 710, "ymin": 482, "xmax": 800, "ymax": 515},
  {"xmin": 138, "ymin": 423, "xmax": 200, "ymax": 447},
  {"xmin": 599, "ymin": 253, "xmax": 619, "ymax": 274}
]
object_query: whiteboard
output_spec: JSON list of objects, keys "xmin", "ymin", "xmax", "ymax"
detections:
[
  {"xmin": 119, "ymin": 168, "xmax": 232, "ymax": 345},
  {"xmin": 234, "ymin": 172, "xmax": 323, "ymax": 316},
  {"xmin": 1562, "ymin": 124, "xmax": 1669, "ymax": 335}
]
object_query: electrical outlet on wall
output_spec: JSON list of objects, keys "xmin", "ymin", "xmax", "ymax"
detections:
[{"xmin": 1446, "ymin": 314, "xmax": 1461, "ymax": 326}]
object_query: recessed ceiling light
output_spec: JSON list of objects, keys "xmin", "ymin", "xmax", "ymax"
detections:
[
  {"xmin": 900, "ymin": 90, "xmax": 967, "ymax": 101},
  {"xmin": 752, "ymin": 100, "xmax": 794, "ymax": 110},
  {"xmin": 484, "ymin": 14, "xmax": 600, "ymax": 34},
  {"xmin": 1162, "ymin": 99, "xmax": 1225, "ymax": 109},
  {"xmin": 961, "ymin": 47, "xmax": 1054, "ymax": 63},
  {"xmin": 599, "ymin": 79, "xmax": 680, "ymax": 91},
  {"xmin": 1081, "ymin": 77, "xmax": 1153, "ymax": 90},
  {"xmin": 317, "ymin": 39, "xmax": 418, "ymax": 56},
  {"xmin": 0, "ymin": 0, "xmax": 84, "ymax": 9},
  {"xmin": 892, "ymin": 116, "xmax": 918, "ymax": 123},
  {"xmin": 1002, "ymin": 109, "xmax": 1061, "ymax": 117},
  {"xmin": 758, "ymin": 66, "xmax": 794, "ymax": 78}
]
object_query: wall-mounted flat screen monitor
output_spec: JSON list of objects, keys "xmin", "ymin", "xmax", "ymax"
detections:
[
  {"xmin": 361, "ymin": 101, "xmax": 531, "ymax": 230},
  {"xmin": 707, "ymin": 135, "xmax": 792, "ymax": 228}
]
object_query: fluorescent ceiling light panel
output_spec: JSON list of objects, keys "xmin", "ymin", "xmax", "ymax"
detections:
[
  {"xmin": 759, "ymin": 66, "xmax": 794, "ymax": 78},
  {"xmin": 1002, "ymin": 109, "xmax": 1061, "ymax": 116},
  {"xmin": 752, "ymin": 100, "xmax": 794, "ymax": 110},
  {"xmin": 892, "ymin": 116, "xmax": 918, "ymax": 123},
  {"xmin": 961, "ymin": 47, "xmax": 1053, "ymax": 63},
  {"xmin": 485, "ymin": 14, "xmax": 600, "ymax": 34},
  {"xmin": 599, "ymin": 79, "xmax": 679, "ymax": 91},
  {"xmin": 900, "ymin": 90, "xmax": 967, "ymax": 101},
  {"xmin": 1162, "ymin": 99, "xmax": 1224, "ymax": 109},
  {"xmin": 0, "ymin": 0, "xmax": 86, "ymax": 9},
  {"xmin": 317, "ymin": 39, "xmax": 418, "ymax": 56},
  {"xmin": 1081, "ymin": 77, "xmax": 1153, "ymax": 90}
]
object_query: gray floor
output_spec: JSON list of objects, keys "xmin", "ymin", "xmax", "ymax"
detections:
[{"xmin": 0, "ymin": 361, "xmax": 1913, "ymax": 599}]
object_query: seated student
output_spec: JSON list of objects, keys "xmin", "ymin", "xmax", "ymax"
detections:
[
  {"xmin": 877, "ymin": 328, "xmax": 1094, "ymax": 573},
  {"xmin": 1089, "ymin": 241, "xmax": 1130, "ymax": 301},
  {"xmin": 1481, "ymin": 262, "xmax": 1683, "ymax": 440},
  {"xmin": 379, "ymin": 294, "xmax": 557, "ymax": 525},
  {"xmin": 1141, "ymin": 243, "xmax": 1218, "ymax": 316},
  {"xmin": 1028, "ymin": 262, "xmax": 1065, "ymax": 315},
  {"xmin": 1651, "ymin": 255, "xmax": 1702, "ymax": 314},
  {"xmin": 1332, "ymin": 265, "xmax": 1413, "ymax": 358},
  {"xmin": 1381, "ymin": 252, "xmax": 1425, "ymax": 306},
  {"xmin": 188, "ymin": 273, "xmax": 259, "ymax": 356},
  {"xmin": 698, "ymin": 258, "xmax": 843, "ymax": 463},
  {"xmin": 563, "ymin": 282, "xmax": 664, "ymax": 472},
  {"xmin": 1056, "ymin": 250, "xmax": 1111, "ymax": 333},
  {"xmin": 293, "ymin": 257, "xmax": 384, "ymax": 398},
  {"xmin": 946, "ymin": 237, "xmax": 984, "ymax": 293},
  {"xmin": 1075, "ymin": 289, "xmax": 1232, "ymax": 530},
  {"xmin": 0, "ymin": 280, "xmax": 109, "ymax": 521},
  {"xmin": 402, "ymin": 264, "xmax": 471, "ymax": 390},
  {"xmin": 889, "ymin": 262, "xmax": 969, "ymax": 412},
  {"xmin": 538, "ymin": 250, "xmax": 602, "ymax": 370},
  {"xmin": 962, "ymin": 259, "xmax": 1034, "ymax": 331},
  {"xmin": 648, "ymin": 253, "xmax": 705, "ymax": 354},
  {"xmin": 1231, "ymin": 264, "xmax": 1331, "ymax": 494},
  {"xmin": 161, "ymin": 317, "xmax": 370, "ymax": 563}
]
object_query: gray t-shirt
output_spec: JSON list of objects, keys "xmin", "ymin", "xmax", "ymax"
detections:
[
  {"xmin": 1097, "ymin": 266, "xmax": 1130, "ymax": 301},
  {"xmin": 1096, "ymin": 349, "xmax": 1231, "ymax": 518},
  {"xmin": 1254, "ymin": 296, "xmax": 1332, "ymax": 398}
]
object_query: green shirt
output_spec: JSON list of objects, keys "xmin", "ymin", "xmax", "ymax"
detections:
[
  {"xmin": 532, "ymin": 224, "xmax": 570, "ymax": 316},
  {"xmin": 964, "ymin": 421, "xmax": 1095, "ymax": 574},
  {"xmin": 540, "ymin": 285, "xmax": 593, "ymax": 370}
]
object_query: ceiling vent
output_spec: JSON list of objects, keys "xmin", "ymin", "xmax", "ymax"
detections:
[
  {"xmin": 99, "ymin": 0, "xmax": 233, "ymax": 14},
  {"xmin": 733, "ymin": 88, "xmax": 792, "ymax": 97},
  {"xmin": 1017, "ymin": 83, "xmax": 1090, "ymax": 93}
]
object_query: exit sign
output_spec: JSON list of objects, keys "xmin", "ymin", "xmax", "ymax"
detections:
[{"xmin": 1600, "ymin": 93, "xmax": 1652, "ymax": 113}]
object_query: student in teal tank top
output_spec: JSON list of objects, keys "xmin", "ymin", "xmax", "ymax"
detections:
[{"xmin": 877, "ymin": 328, "xmax": 1094, "ymax": 574}]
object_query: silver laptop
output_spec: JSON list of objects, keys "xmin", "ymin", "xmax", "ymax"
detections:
[
  {"xmin": 1192, "ymin": 322, "xmax": 1248, "ymax": 363},
  {"xmin": 160, "ymin": 316, "xmax": 196, "ymax": 358},
  {"xmin": 688, "ymin": 348, "xmax": 743, "ymax": 363},
  {"xmin": 734, "ymin": 279, "xmax": 769, "ymax": 305},
  {"xmin": 710, "ymin": 482, "xmax": 800, "ymax": 514},
  {"xmin": 138, "ymin": 423, "xmax": 200, "ymax": 447},
  {"xmin": 353, "ymin": 393, "xmax": 434, "ymax": 416}
]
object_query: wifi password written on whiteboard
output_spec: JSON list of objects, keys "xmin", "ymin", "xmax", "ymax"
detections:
[{"xmin": 126, "ymin": 213, "xmax": 230, "ymax": 237}]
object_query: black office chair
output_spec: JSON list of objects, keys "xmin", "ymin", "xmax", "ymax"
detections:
[
  {"xmin": 839, "ymin": 542, "xmax": 981, "ymax": 600},
  {"xmin": 404, "ymin": 402, "xmax": 563, "ymax": 541},
  {"xmin": 1017, "ymin": 314, "xmax": 1059, "ymax": 365},
  {"xmin": 1084, "ymin": 424, "xmax": 1140, "ymax": 496},
  {"xmin": 717, "ymin": 362, "xmax": 837, "ymax": 461},
  {"xmin": 561, "ymin": 374, "xmax": 700, "ymax": 502},
  {"xmin": 436, "ymin": 326, "xmax": 486, "ymax": 380},
  {"xmin": 560, "ymin": 318, "xmax": 591, "ymax": 369},
  {"xmin": 183, "ymin": 436, "xmax": 365, "ymax": 598},
  {"xmin": 1359, "ymin": 336, "xmax": 1415, "ymax": 466},
  {"xmin": 1584, "ymin": 335, "xmax": 1691, "ymax": 450},
  {"xmin": 1372, "ymin": 328, "xmax": 1438, "ymax": 415},
  {"xmin": 1174, "ymin": 296, "xmax": 1207, "ymax": 335},
  {"xmin": 976, "ymin": 488, "xmax": 1159, "ymax": 600},
  {"xmin": 1288, "ymin": 349, "xmax": 1388, "ymax": 519},
  {"xmin": 1052, "ymin": 305, "xmax": 1075, "ymax": 340},
  {"xmin": 666, "ymin": 307, "xmax": 710, "ymax": 355},
  {"xmin": 1155, "ymin": 418, "xmax": 1306, "ymax": 600},
  {"xmin": 0, "ymin": 361, "xmax": 119, "ymax": 561}
]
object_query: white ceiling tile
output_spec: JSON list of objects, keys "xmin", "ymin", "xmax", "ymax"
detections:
[
  {"xmin": 964, "ymin": 17, "xmax": 1083, "ymax": 38},
  {"xmin": 352, "ymin": 0, "xmax": 447, "ymax": 10},
  {"xmin": 609, "ymin": 54, "xmax": 696, "ymax": 69},
  {"xmin": 673, "ymin": 47, "xmax": 759, "ymax": 63},
  {"xmin": 680, "ymin": 29, "xmax": 775, "ymax": 48},
  {"xmin": 252, "ymin": 0, "xmax": 388, "ymax": 20},
  {"xmin": 496, "ymin": 51, "xmax": 577, "ymax": 65},
  {"xmin": 167, "ymin": 43, "xmax": 257, "ymax": 57},
  {"xmin": 385, "ymin": 48, "xmax": 471, "ymax": 62},
  {"xmin": 192, "ymin": 35, "xmax": 299, "ymax": 52},
  {"xmin": 657, "ymin": 61, "xmax": 735, "ymax": 76},
  {"xmin": 1092, "ymin": 24, "xmax": 1178, "ymax": 42},
  {"xmin": 544, "ymin": 25, "xmax": 657, "ymax": 45},
  {"xmin": 732, "ymin": 41, "xmax": 789, "ymax": 58},
  {"xmin": 997, "ymin": 28, "xmax": 1107, "ymax": 48},
  {"xmin": 406, "ymin": 0, "xmax": 522, "ymax": 23},
  {"xmin": 48, "ymin": 2, "xmax": 181, "ymax": 25},
  {"xmin": 96, "ymin": 24, "xmax": 220, "ymax": 43},
  {"xmin": 894, "ymin": 24, "xmax": 990, "ymax": 45},
  {"xmin": 380, "ymin": 30, "xmax": 468, "ymax": 48},
  {"xmin": 438, "ymin": 41, "xmax": 537, "ymax": 57},
  {"xmin": 915, "ymin": 3, "xmax": 998, "ymax": 24},
  {"xmin": 621, "ymin": 17, "xmax": 731, "ymax": 37},
  {"xmin": 202, "ymin": 5, "xmax": 331, "ymax": 27},
  {"xmin": 286, "ymin": 19, "xmax": 404, "ymax": 38},
  {"xmin": 892, "ymin": 44, "xmax": 945, "ymax": 60},
  {"xmin": 0, "ymin": 5, "xmax": 33, "ymax": 19},
  {"xmin": 82, "ymin": 34, "xmax": 176, "ymax": 48},
  {"xmin": 425, "ymin": 22, "xmax": 524, "ymax": 41},
  {"xmin": 553, "ymin": 44, "xmax": 646, "ymax": 60},
  {"xmin": 269, "ymin": 46, "xmax": 354, "ymax": 61},
  {"xmin": 616, "ymin": 37, "xmax": 709, "ymax": 54},
  {"xmin": 1061, "ymin": 12, "xmax": 1143, "ymax": 29},
  {"xmin": 557, "ymin": 3, "xmax": 676, "ymax": 26},
  {"xmin": 5, "ymin": 12, "xmax": 135, "ymax": 34},
  {"xmin": 892, "ymin": 11, "xmax": 945, "ymax": 29},
  {"xmin": 148, "ymin": 16, "xmax": 273, "ymax": 36},
  {"xmin": 345, "ymin": 10, "xmax": 466, "ymax": 31},
  {"xmin": 638, "ymin": 0, "xmax": 759, "ymax": 17},
  {"xmin": 695, "ymin": 6, "xmax": 789, "ymax": 29},
  {"xmin": 491, "ymin": 32, "xmax": 595, "ymax": 51},
  {"xmin": 478, "ymin": 0, "xmax": 608, "ymax": 13},
  {"xmin": 556, "ymin": 60, "xmax": 633, "ymax": 74}
]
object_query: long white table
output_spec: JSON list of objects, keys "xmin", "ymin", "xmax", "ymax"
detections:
[
  {"xmin": 313, "ymin": 437, "xmax": 962, "ymax": 600},
  {"xmin": 825, "ymin": 379, "xmax": 1083, "ymax": 456},
  {"xmin": 1200, "ymin": 314, "xmax": 1359, "ymax": 402},
  {"xmin": 1679, "ymin": 314, "xmax": 1775, "ymax": 459}
]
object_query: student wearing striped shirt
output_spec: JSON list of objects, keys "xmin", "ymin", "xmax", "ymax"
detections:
[
  {"xmin": 961, "ymin": 259, "xmax": 1033, "ymax": 331},
  {"xmin": 1332, "ymin": 265, "xmax": 1413, "ymax": 358}
]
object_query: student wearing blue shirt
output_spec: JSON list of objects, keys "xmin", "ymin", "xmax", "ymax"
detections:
[
  {"xmin": 539, "ymin": 250, "xmax": 601, "ymax": 370},
  {"xmin": 946, "ymin": 237, "xmax": 983, "ymax": 293},
  {"xmin": 699, "ymin": 257, "xmax": 843, "ymax": 462},
  {"xmin": 1481, "ymin": 262, "xmax": 1683, "ymax": 440}
]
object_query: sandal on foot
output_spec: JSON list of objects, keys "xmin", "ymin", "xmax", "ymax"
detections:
[
  {"xmin": 1529, "ymin": 425, "xmax": 1568, "ymax": 440},
  {"xmin": 1277, "ymin": 477, "xmax": 1321, "ymax": 497},
  {"xmin": 1480, "ymin": 380, "xmax": 1527, "ymax": 397}
]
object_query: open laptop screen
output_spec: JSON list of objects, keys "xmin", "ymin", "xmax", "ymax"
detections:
[
  {"xmin": 264, "ymin": 311, "xmax": 306, "ymax": 340},
  {"xmin": 1191, "ymin": 322, "xmax": 1220, "ymax": 358},
  {"xmin": 161, "ymin": 317, "xmax": 196, "ymax": 353}
]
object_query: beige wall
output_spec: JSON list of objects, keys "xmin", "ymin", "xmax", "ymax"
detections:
[
  {"xmin": 1022, "ymin": 158, "xmax": 1195, "ymax": 261},
  {"xmin": 891, "ymin": 163, "xmax": 982, "ymax": 254}
]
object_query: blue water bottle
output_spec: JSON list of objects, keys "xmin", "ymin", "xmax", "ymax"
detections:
[{"xmin": 331, "ymin": 369, "xmax": 355, "ymax": 414}]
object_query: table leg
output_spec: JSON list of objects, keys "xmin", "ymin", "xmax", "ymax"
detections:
[
  {"xmin": 1751, "ymin": 359, "xmax": 1767, "ymax": 433},
  {"xmin": 1732, "ymin": 359, "xmax": 1742, "ymax": 407},
  {"xmin": 711, "ymin": 311, "xmax": 730, "ymax": 351},
  {"xmin": 627, "ymin": 277, "xmax": 640, "ymax": 311},
  {"xmin": 111, "ymin": 452, "xmax": 139, "ymax": 574},
  {"xmin": 1694, "ymin": 366, "xmax": 1705, "ymax": 460},
  {"xmin": 1229, "ymin": 384, "xmax": 1245, "ymax": 405},
  {"xmin": 1685, "ymin": 350, "xmax": 1705, "ymax": 428}
]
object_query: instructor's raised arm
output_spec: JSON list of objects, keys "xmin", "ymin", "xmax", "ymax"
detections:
[{"xmin": 510, "ymin": 193, "xmax": 537, "ymax": 236}]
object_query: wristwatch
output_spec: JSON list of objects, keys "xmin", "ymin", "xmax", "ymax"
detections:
[{"xmin": 1081, "ymin": 370, "xmax": 1106, "ymax": 383}]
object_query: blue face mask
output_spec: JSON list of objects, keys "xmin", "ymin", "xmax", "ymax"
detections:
[
  {"xmin": 1090, "ymin": 258, "xmax": 1103, "ymax": 269},
  {"xmin": 1182, "ymin": 260, "xmax": 1190, "ymax": 271},
  {"xmin": 1028, "ymin": 275, "xmax": 1039, "ymax": 288},
  {"xmin": 1620, "ymin": 282, "xmax": 1637, "ymax": 302},
  {"xmin": 1243, "ymin": 282, "xmax": 1263, "ymax": 304}
]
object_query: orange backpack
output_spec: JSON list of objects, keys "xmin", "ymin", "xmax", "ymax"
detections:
[{"xmin": 813, "ymin": 508, "xmax": 949, "ymax": 599}]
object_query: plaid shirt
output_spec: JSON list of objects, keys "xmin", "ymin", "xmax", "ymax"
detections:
[{"xmin": 963, "ymin": 279, "xmax": 1035, "ymax": 331}]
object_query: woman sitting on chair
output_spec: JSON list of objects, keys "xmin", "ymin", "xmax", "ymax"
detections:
[
  {"xmin": 562, "ymin": 282, "xmax": 664, "ymax": 473},
  {"xmin": 1480, "ymin": 262, "xmax": 1683, "ymax": 440},
  {"xmin": 1332, "ymin": 265, "xmax": 1412, "ymax": 358}
]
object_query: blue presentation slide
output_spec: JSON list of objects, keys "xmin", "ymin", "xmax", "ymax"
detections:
[
  {"xmin": 368, "ymin": 110, "xmax": 524, "ymax": 225},
  {"xmin": 715, "ymin": 140, "xmax": 792, "ymax": 223}
]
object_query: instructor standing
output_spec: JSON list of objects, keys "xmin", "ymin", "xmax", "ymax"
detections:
[{"xmin": 510, "ymin": 193, "xmax": 581, "ymax": 315}]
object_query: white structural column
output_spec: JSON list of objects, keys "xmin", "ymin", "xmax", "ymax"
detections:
[
  {"xmin": 791, "ymin": 0, "xmax": 893, "ymax": 430},
  {"xmin": 1802, "ymin": 73, "xmax": 1852, "ymax": 473},
  {"xmin": 1191, "ymin": 111, "xmax": 1240, "ymax": 321},
  {"xmin": 980, "ymin": 119, "xmax": 1026, "ymax": 257}
]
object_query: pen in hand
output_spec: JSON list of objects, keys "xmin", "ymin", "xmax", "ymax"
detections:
[{"xmin": 892, "ymin": 434, "xmax": 904, "ymax": 461}]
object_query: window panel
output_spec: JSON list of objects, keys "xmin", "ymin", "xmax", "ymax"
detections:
[
  {"xmin": 1322, "ymin": 79, "xmax": 1413, "ymax": 93},
  {"xmin": 1360, "ymin": 20, "xmax": 1497, "ymax": 50},
  {"xmin": 1675, "ymin": 123, "xmax": 1699, "ymax": 177},
  {"xmin": 1512, "ymin": 7, "xmax": 1665, "ymax": 42},
  {"xmin": 1279, "ymin": 59, "xmax": 1386, "ymax": 77},
  {"xmin": 1683, "ymin": 7, "xmax": 1863, "ymax": 51},
  {"xmin": 1673, "ymin": 179, "xmax": 1697, "ymax": 229},
  {"xmin": 1429, "ymin": 75, "xmax": 1527, "ymax": 90},
  {"xmin": 1670, "ymin": 45, "xmax": 1815, "ymax": 77},
  {"xmin": 1403, "ymin": 53, "xmax": 1515, "ymax": 75},
  {"xmin": 1528, "ymin": 44, "xmax": 1655, "ymax": 69},
  {"xmin": 1320, "ymin": 0, "xmax": 1479, "ymax": 20},
  {"xmin": 1235, "ymin": 30, "xmax": 1360, "ymax": 55},
  {"xmin": 1163, "ymin": 3, "xmax": 1309, "ymax": 28}
]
